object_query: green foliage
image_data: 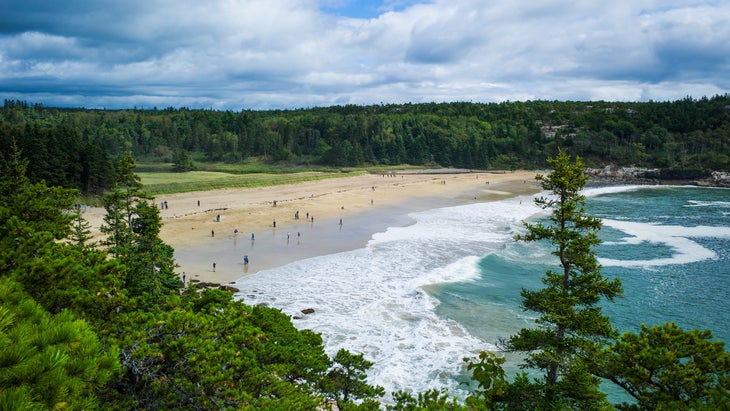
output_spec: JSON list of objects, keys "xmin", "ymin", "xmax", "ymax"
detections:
[
  {"xmin": 171, "ymin": 149, "xmax": 196, "ymax": 172},
  {"xmin": 110, "ymin": 289, "xmax": 329, "ymax": 410},
  {"xmin": 68, "ymin": 207, "xmax": 94, "ymax": 251},
  {"xmin": 464, "ymin": 351, "xmax": 509, "ymax": 409},
  {"xmin": 596, "ymin": 322, "xmax": 730, "ymax": 410},
  {"xmin": 320, "ymin": 349, "xmax": 385, "ymax": 409},
  {"xmin": 0, "ymin": 146, "xmax": 125, "ymax": 325},
  {"xmin": 389, "ymin": 389, "xmax": 467, "ymax": 411},
  {"xmin": 0, "ymin": 143, "xmax": 76, "ymax": 242},
  {"xmin": 0, "ymin": 278, "xmax": 121, "ymax": 410},
  {"xmin": 101, "ymin": 154, "xmax": 179, "ymax": 301},
  {"xmin": 508, "ymin": 150, "xmax": 622, "ymax": 407}
]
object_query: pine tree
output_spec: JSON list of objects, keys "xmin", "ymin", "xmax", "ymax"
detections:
[
  {"xmin": 101, "ymin": 153, "xmax": 146, "ymax": 259},
  {"xmin": 100, "ymin": 153, "xmax": 178, "ymax": 300},
  {"xmin": 0, "ymin": 279, "xmax": 120, "ymax": 410},
  {"xmin": 69, "ymin": 207, "xmax": 94, "ymax": 251},
  {"xmin": 597, "ymin": 322, "xmax": 730, "ymax": 410},
  {"xmin": 507, "ymin": 149, "xmax": 623, "ymax": 408}
]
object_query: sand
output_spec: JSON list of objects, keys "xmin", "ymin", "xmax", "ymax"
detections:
[{"xmin": 82, "ymin": 170, "xmax": 539, "ymax": 286}]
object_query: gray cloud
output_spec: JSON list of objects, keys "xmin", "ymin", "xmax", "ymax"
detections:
[{"xmin": 0, "ymin": 0, "xmax": 727, "ymax": 110}]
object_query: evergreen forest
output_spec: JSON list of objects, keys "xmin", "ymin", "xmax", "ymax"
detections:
[{"xmin": 2, "ymin": 95, "xmax": 729, "ymax": 195}]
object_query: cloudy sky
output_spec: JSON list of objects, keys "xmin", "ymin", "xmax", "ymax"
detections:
[{"xmin": 1, "ymin": 0, "xmax": 728, "ymax": 110}]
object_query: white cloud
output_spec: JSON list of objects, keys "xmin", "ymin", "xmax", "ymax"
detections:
[{"xmin": 0, "ymin": 0, "xmax": 727, "ymax": 109}]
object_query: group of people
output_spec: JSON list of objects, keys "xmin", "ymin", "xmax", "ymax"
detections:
[{"xmin": 203, "ymin": 202, "xmax": 344, "ymax": 278}]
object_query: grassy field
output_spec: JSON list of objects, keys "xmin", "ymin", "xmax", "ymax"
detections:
[
  {"xmin": 137, "ymin": 170, "xmax": 366, "ymax": 195},
  {"xmin": 133, "ymin": 161, "xmax": 432, "ymax": 195}
]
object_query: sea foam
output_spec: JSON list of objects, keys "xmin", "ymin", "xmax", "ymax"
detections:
[{"xmin": 234, "ymin": 194, "xmax": 540, "ymax": 397}]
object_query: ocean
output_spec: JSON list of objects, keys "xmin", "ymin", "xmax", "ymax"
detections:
[{"xmin": 233, "ymin": 185, "xmax": 730, "ymax": 399}]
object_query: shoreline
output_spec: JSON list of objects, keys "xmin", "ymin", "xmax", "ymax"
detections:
[{"xmin": 82, "ymin": 171, "xmax": 540, "ymax": 287}]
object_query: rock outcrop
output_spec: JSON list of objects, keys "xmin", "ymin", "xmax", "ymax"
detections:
[{"xmin": 585, "ymin": 166, "xmax": 730, "ymax": 187}]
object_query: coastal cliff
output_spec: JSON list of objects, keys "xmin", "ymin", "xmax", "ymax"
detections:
[{"xmin": 585, "ymin": 166, "xmax": 730, "ymax": 188}]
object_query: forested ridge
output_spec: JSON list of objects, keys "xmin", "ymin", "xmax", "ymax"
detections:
[{"xmin": 2, "ymin": 95, "xmax": 729, "ymax": 194}]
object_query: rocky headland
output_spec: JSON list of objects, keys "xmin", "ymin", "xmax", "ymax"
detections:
[{"xmin": 585, "ymin": 166, "xmax": 730, "ymax": 188}]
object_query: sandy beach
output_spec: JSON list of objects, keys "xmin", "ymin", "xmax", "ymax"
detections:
[{"xmin": 83, "ymin": 170, "xmax": 539, "ymax": 286}]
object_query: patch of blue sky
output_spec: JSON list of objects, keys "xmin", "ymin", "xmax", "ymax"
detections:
[{"xmin": 320, "ymin": 0, "xmax": 429, "ymax": 19}]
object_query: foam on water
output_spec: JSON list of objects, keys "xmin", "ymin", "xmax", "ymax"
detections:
[
  {"xmin": 583, "ymin": 185, "xmax": 646, "ymax": 197},
  {"xmin": 230, "ymin": 185, "xmax": 730, "ymax": 400},
  {"xmin": 599, "ymin": 219, "xmax": 730, "ymax": 267},
  {"xmin": 234, "ymin": 194, "xmax": 540, "ymax": 397}
]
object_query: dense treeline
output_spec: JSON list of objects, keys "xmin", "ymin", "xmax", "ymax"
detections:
[{"xmin": 2, "ymin": 96, "xmax": 729, "ymax": 194}]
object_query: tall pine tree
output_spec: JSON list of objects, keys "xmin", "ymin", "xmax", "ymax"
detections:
[{"xmin": 507, "ymin": 149, "xmax": 623, "ymax": 408}]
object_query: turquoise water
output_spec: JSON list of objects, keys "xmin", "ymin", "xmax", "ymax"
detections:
[
  {"xmin": 434, "ymin": 185, "xmax": 730, "ymax": 352},
  {"xmin": 436, "ymin": 186, "xmax": 730, "ymax": 346},
  {"xmin": 235, "ymin": 185, "xmax": 730, "ymax": 398}
]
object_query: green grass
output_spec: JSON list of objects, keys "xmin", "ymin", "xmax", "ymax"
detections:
[
  {"xmin": 133, "ymin": 161, "xmax": 445, "ymax": 195},
  {"xmin": 137, "ymin": 170, "xmax": 366, "ymax": 195}
]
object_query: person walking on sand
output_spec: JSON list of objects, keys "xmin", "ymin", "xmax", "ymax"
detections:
[
  {"xmin": 213, "ymin": 262, "xmax": 216, "ymax": 272},
  {"xmin": 211, "ymin": 229, "xmax": 215, "ymax": 237},
  {"xmin": 273, "ymin": 219, "xmax": 276, "ymax": 228}
]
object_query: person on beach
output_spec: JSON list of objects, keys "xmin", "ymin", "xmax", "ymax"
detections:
[
  {"xmin": 339, "ymin": 218, "xmax": 342, "ymax": 226},
  {"xmin": 251, "ymin": 232, "xmax": 255, "ymax": 240},
  {"xmin": 182, "ymin": 272, "xmax": 186, "ymax": 284},
  {"xmin": 273, "ymin": 219, "xmax": 276, "ymax": 228},
  {"xmin": 243, "ymin": 255, "xmax": 249, "ymax": 265},
  {"xmin": 234, "ymin": 228, "xmax": 238, "ymax": 236},
  {"xmin": 212, "ymin": 262, "xmax": 216, "ymax": 272},
  {"xmin": 197, "ymin": 200, "xmax": 200, "ymax": 206},
  {"xmin": 211, "ymin": 229, "xmax": 214, "ymax": 237}
]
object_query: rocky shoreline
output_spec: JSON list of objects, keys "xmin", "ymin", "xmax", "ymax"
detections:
[{"xmin": 585, "ymin": 166, "xmax": 730, "ymax": 188}]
